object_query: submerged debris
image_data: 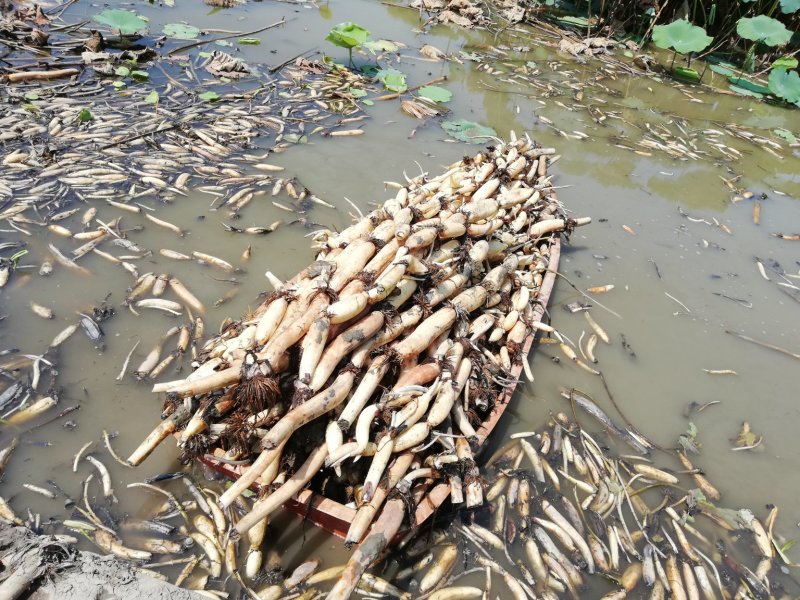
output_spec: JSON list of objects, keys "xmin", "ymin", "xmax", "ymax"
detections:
[{"xmin": 411, "ymin": 0, "xmax": 487, "ymax": 28}]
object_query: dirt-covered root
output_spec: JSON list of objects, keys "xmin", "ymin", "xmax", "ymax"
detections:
[{"xmin": 0, "ymin": 522, "xmax": 201, "ymax": 600}]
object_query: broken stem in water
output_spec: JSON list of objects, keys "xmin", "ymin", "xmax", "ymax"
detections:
[{"xmin": 725, "ymin": 330, "xmax": 800, "ymax": 361}]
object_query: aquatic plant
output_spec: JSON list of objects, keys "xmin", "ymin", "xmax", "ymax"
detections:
[
  {"xmin": 532, "ymin": 0, "xmax": 799, "ymax": 106},
  {"xmin": 325, "ymin": 22, "xmax": 370, "ymax": 66},
  {"xmin": 92, "ymin": 9, "xmax": 147, "ymax": 36}
]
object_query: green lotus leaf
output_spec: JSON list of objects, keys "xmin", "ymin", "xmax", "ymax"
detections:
[
  {"xmin": 93, "ymin": 9, "xmax": 147, "ymax": 35},
  {"xmin": 779, "ymin": 0, "xmax": 800, "ymax": 13},
  {"xmin": 375, "ymin": 68, "xmax": 407, "ymax": 93},
  {"xmin": 727, "ymin": 75, "xmax": 771, "ymax": 95},
  {"xmin": 418, "ymin": 85, "xmax": 452, "ymax": 103},
  {"xmin": 736, "ymin": 16, "xmax": 792, "ymax": 47},
  {"xmin": 773, "ymin": 56, "xmax": 799, "ymax": 70},
  {"xmin": 709, "ymin": 63, "xmax": 736, "ymax": 77},
  {"xmin": 363, "ymin": 39, "xmax": 399, "ymax": 54},
  {"xmin": 199, "ymin": 91, "xmax": 221, "ymax": 102},
  {"xmin": 773, "ymin": 128, "xmax": 797, "ymax": 143},
  {"xmin": 326, "ymin": 22, "xmax": 370, "ymax": 50},
  {"xmin": 652, "ymin": 19, "xmax": 712, "ymax": 53},
  {"xmin": 768, "ymin": 68, "xmax": 800, "ymax": 106},
  {"xmin": 729, "ymin": 83, "xmax": 764, "ymax": 98},
  {"xmin": 441, "ymin": 119, "xmax": 497, "ymax": 144},
  {"xmin": 163, "ymin": 23, "xmax": 200, "ymax": 40}
]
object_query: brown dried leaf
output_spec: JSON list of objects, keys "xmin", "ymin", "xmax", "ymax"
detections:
[
  {"xmin": 501, "ymin": 5, "xmax": 525, "ymax": 22},
  {"xmin": 34, "ymin": 5, "xmax": 50, "ymax": 26},
  {"xmin": 411, "ymin": 0, "xmax": 446, "ymax": 8},
  {"xmin": 437, "ymin": 9, "xmax": 474, "ymax": 27},
  {"xmin": 28, "ymin": 28, "xmax": 49, "ymax": 46},
  {"xmin": 84, "ymin": 30, "xmax": 105, "ymax": 53},
  {"xmin": 203, "ymin": 51, "xmax": 250, "ymax": 79},
  {"xmin": 559, "ymin": 39, "xmax": 589, "ymax": 57}
]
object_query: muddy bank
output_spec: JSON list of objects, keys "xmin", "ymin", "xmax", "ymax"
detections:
[{"xmin": 0, "ymin": 522, "xmax": 201, "ymax": 600}]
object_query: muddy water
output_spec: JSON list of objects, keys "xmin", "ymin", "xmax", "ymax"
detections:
[{"xmin": 2, "ymin": 0, "xmax": 800, "ymax": 590}]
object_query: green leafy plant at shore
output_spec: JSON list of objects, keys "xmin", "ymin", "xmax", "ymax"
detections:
[
  {"xmin": 736, "ymin": 15, "xmax": 793, "ymax": 47},
  {"xmin": 652, "ymin": 19, "xmax": 712, "ymax": 77},
  {"xmin": 652, "ymin": 19, "xmax": 713, "ymax": 55},
  {"xmin": 530, "ymin": 0, "xmax": 800, "ymax": 108},
  {"xmin": 768, "ymin": 68, "xmax": 800, "ymax": 106}
]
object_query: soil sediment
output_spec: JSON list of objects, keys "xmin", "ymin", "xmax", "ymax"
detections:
[{"xmin": 0, "ymin": 522, "xmax": 202, "ymax": 600}]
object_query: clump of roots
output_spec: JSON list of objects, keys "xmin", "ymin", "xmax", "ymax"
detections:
[
  {"xmin": 233, "ymin": 372, "xmax": 280, "ymax": 415},
  {"xmin": 220, "ymin": 410, "xmax": 255, "ymax": 457},
  {"xmin": 180, "ymin": 434, "xmax": 215, "ymax": 465}
]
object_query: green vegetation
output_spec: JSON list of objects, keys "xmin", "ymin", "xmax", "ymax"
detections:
[
  {"xmin": 375, "ymin": 68, "xmax": 407, "ymax": 93},
  {"xmin": 324, "ymin": 22, "xmax": 455, "ymax": 106},
  {"xmin": 441, "ymin": 119, "xmax": 497, "ymax": 143},
  {"xmin": 92, "ymin": 9, "xmax": 148, "ymax": 36},
  {"xmin": 536, "ymin": 0, "xmax": 799, "ymax": 107},
  {"xmin": 162, "ymin": 23, "xmax": 201, "ymax": 40},
  {"xmin": 418, "ymin": 85, "xmax": 453, "ymax": 103},
  {"xmin": 325, "ymin": 22, "xmax": 370, "ymax": 65},
  {"xmin": 652, "ymin": 19, "xmax": 712, "ymax": 55}
]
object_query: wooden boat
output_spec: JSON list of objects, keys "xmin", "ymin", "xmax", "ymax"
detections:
[{"xmin": 198, "ymin": 238, "xmax": 561, "ymax": 540}]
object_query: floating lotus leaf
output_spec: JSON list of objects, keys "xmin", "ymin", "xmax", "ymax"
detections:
[
  {"xmin": 768, "ymin": 68, "xmax": 800, "ymax": 106},
  {"xmin": 93, "ymin": 9, "xmax": 147, "ymax": 35},
  {"xmin": 727, "ymin": 75, "xmax": 771, "ymax": 95},
  {"xmin": 417, "ymin": 85, "xmax": 452, "ymax": 103},
  {"xmin": 736, "ymin": 16, "xmax": 792, "ymax": 47},
  {"xmin": 709, "ymin": 64, "xmax": 736, "ymax": 76},
  {"xmin": 375, "ymin": 68, "xmax": 406, "ymax": 93},
  {"xmin": 363, "ymin": 39, "xmax": 399, "ymax": 54},
  {"xmin": 652, "ymin": 19, "xmax": 712, "ymax": 54},
  {"xmin": 199, "ymin": 91, "xmax": 220, "ymax": 102},
  {"xmin": 728, "ymin": 84, "xmax": 763, "ymax": 98},
  {"xmin": 441, "ymin": 119, "xmax": 497, "ymax": 144},
  {"xmin": 325, "ymin": 22, "xmax": 370, "ymax": 50},
  {"xmin": 773, "ymin": 128, "xmax": 797, "ymax": 143},
  {"xmin": 163, "ymin": 23, "xmax": 200, "ymax": 40}
]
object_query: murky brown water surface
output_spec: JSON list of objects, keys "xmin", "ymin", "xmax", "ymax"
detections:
[{"xmin": 1, "ymin": 0, "xmax": 799, "ymax": 594}]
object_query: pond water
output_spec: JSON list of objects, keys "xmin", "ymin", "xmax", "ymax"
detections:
[{"xmin": 1, "ymin": 0, "xmax": 799, "ymax": 595}]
